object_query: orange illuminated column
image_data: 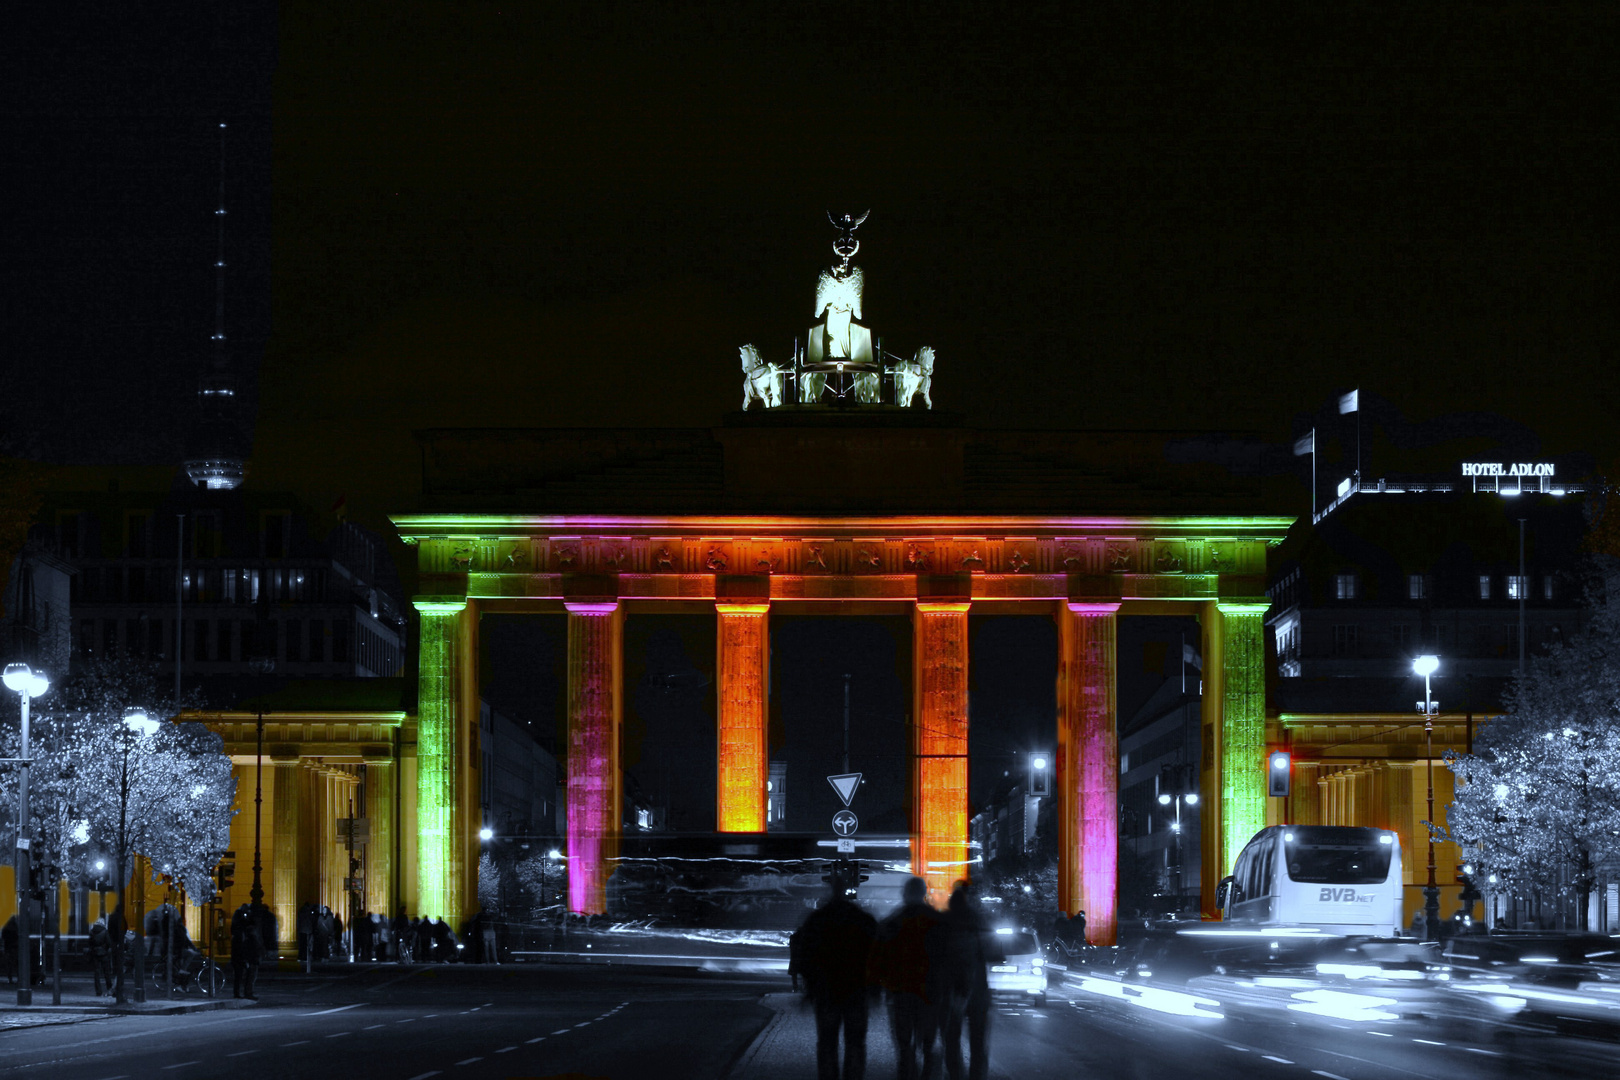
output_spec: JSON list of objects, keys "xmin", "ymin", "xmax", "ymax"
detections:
[
  {"xmin": 566, "ymin": 601, "xmax": 623, "ymax": 915},
  {"xmin": 1056, "ymin": 602, "xmax": 1119, "ymax": 944},
  {"xmin": 913, "ymin": 601, "xmax": 971, "ymax": 905},
  {"xmin": 716, "ymin": 601, "xmax": 770, "ymax": 832}
]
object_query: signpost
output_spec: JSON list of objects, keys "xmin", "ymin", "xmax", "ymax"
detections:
[{"xmin": 827, "ymin": 772, "xmax": 863, "ymax": 894}]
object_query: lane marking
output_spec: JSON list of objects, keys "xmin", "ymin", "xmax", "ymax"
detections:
[
  {"xmin": 281, "ymin": 1040, "xmax": 310, "ymax": 1047},
  {"xmin": 302, "ymin": 1003, "xmax": 367, "ymax": 1016},
  {"xmin": 326, "ymin": 1031, "xmax": 351, "ymax": 1038},
  {"xmin": 1262, "ymin": 1056, "xmax": 1293, "ymax": 1064},
  {"xmin": 1465, "ymin": 1047, "xmax": 1501, "ymax": 1056},
  {"xmin": 574, "ymin": 1022, "xmax": 591, "ymax": 1028},
  {"xmin": 227, "ymin": 1051, "xmax": 258, "ymax": 1058},
  {"xmin": 1367, "ymin": 1031, "xmax": 1393, "ymax": 1037},
  {"xmin": 495, "ymin": 1046, "xmax": 516, "ymax": 1053},
  {"xmin": 1312, "ymin": 1073, "xmax": 1351, "ymax": 1080},
  {"xmin": 455, "ymin": 1058, "xmax": 482, "ymax": 1067},
  {"xmin": 1414, "ymin": 1039, "xmax": 1445, "ymax": 1046},
  {"xmin": 552, "ymin": 1028, "xmax": 570, "ymax": 1035},
  {"xmin": 407, "ymin": 1073, "xmax": 441, "ymax": 1080},
  {"xmin": 526, "ymin": 1036, "xmax": 546, "ymax": 1044},
  {"xmin": 161, "ymin": 1063, "xmax": 200, "ymax": 1071},
  {"xmin": 1224, "ymin": 1045, "xmax": 1249, "ymax": 1052},
  {"xmin": 364, "ymin": 1023, "xmax": 386, "ymax": 1030}
]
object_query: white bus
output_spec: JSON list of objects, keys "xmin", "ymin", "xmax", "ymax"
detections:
[{"xmin": 1217, "ymin": 825, "xmax": 1404, "ymax": 937}]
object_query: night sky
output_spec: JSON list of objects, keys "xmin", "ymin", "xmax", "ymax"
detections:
[{"xmin": 6, "ymin": 4, "xmax": 1617, "ymax": 828}]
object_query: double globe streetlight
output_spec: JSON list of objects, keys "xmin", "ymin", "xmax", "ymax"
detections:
[{"xmin": 4, "ymin": 662, "xmax": 50, "ymax": 1006}]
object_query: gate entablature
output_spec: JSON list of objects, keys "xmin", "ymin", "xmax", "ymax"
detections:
[{"xmin": 396, "ymin": 516, "xmax": 1277, "ymax": 604}]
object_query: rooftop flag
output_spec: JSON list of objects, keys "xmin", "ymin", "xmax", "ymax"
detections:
[
  {"xmin": 1338, "ymin": 389, "xmax": 1359, "ymax": 414},
  {"xmin": 1293, "ymin": 430, "xmax": 1315, "ymax": 456}
]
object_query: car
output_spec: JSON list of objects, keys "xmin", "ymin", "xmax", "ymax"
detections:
[{"xmin": 985, "ymin": 927, "xmax": 1047, "ymax": 1005}]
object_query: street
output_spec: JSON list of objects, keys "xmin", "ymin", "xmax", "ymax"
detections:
[{"xmin": 3, "ymin": 959, "xmax": 1618, "ymax": 1080}]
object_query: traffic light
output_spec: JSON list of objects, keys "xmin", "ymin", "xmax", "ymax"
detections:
[
  {"xmin": 1268, "ymin": 751, "xmax": 1291, "ymax": 797},
  {"xmin": 821, "ymin": 859, "xmax": 869, "ymax": 900},
  {"xmin": 217, "ymin": 851, "xmax": 236, "ymax": 893}
]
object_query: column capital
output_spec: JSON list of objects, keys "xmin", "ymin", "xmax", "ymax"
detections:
[
  {"xmin": 565, "ymin": 600, "xmax": 620, "ymax": 615},
  {"xmin": 716, "ymin": 601, "xmax": 770, "ymax": 615},
  {"xmin": 915, "ymin": 601, "xmax": 971, "ymax": 614},
  {"xmin": 1066, "ymin": 601, "xmax": 1121, "ymax": 616},
  {"xmin": 414, "ymin": 595, "xmax": 468, "ymax": 615},
  {"xmin": 1216, "ymin": 599, "xmax": 1271, "ymax": 615}
]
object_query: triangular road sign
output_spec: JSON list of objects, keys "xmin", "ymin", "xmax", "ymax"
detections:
[{"xmin": 827, "ymin": 772, "xmax": 862, "ymax": 807}]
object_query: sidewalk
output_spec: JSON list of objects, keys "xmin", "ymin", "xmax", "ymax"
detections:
[{"xmin": 0, "ymin": 975, "xmax": 256, "ymax": 1023}]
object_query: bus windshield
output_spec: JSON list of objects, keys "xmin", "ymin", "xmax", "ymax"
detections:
[{"xmin": 1284, "ymin": 826, "xmax": 1393, "ymax": 884}]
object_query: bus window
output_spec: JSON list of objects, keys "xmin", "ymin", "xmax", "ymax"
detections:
[{"xmin": 1285, "ymin": 826, "xmax": 1393, "ymax": 884}]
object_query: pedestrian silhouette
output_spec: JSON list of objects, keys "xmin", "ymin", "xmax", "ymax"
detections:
[
  {"xmin": 935, "ymin": 884, "xmax": 990, "ymax": 1080},
  {"xmin": 88, "ymin": 916, "xmax": 114, "ymax": 996},
  {"xmin": 870, "ymin": 876, "xmax": 942, "ymax": 1080},
  {"xmin": 230, "ymin": 902, "xmax": 263, "ymax": 999},
  {"xmin": 792, "ymin": 868, "xmax": 878, "ymax": 1080}
]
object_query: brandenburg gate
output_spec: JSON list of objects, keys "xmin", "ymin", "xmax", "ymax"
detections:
[{"xmin": 392, "ymin": 219, "xmax": 1292, "ymax": 944}]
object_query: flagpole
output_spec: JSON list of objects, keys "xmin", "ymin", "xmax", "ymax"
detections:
[{"xmin": 1311, "ymin": 426, "xmax": 1316, "ymax": 520}]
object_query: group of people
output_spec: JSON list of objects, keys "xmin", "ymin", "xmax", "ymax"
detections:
[{"xmin": 791, "ymin": 874, "xmax": 994, "ymax": 1080}]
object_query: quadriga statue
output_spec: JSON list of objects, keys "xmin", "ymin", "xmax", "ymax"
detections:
[
  {"xmin": 893, "ymin": 345, "xmax": 934, "ymax": 409},
  {"xmin": 739, "ymin": 344, "xmax": 784, "ymax": 409}
]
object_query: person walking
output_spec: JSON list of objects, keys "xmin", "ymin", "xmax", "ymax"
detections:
[
  {"xmin": 392, "ymin": 907, "xmax": 411, "ymax": 963},
  {"xmin": 794, "ymin": 870, "xmax": 878, "ymax": 1080},
  {"xmin": 88, "ymin": 917, "xmax": 114, "ymax": 997},
  {"xmin": 230, "ymin": 902, "xmax": 262, "ymax": 1000},
  {"xmin": 935, "ymin": 884, "xmax": 990, "ymax": 1080},
  {"xmin": 414, "ymin": 916, "xmax": 433, "ymax": 963},
  {"xmin": 870, "ymin": 876, "xmax": 942, "ymax": 1080}
]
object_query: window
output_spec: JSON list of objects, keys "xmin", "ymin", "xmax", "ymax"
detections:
[
  {"xmin": 1544, "ymin": 576, "xmax": 1555, "ymax": 601},
  {"xmin": 332, "ymin": 620, "xmax": 351, "ymax": 663},
  {"xmin": 1504, "ymin": 624, "xmax": 1520, "ymax": 653},
  {"xmin": 194, "ymin": 620, "xmax": 209, "ymax": 662},
  {"xmin": 263, "ymin": 513, "xmax": 289, "ymax": 558},
  {"xmin": 193, "ymin": 511, "xmax": 222, "ymax": 558},
  {"xmin": 217, "ymin": 620, "xmax": 233, "ymax": 662},
  {"xmin": 1334, "ymin": 573, "xmax": 1358, "ymax": 600},
  {"xmin": 125, "ymin": 512, "xmax": 150, "ymax": 558},
  {"xmin": 103, "ymin": 619, "xmax": 118, "ymax": 656},
  {"xmin": 1479, "ymin": 575, "xmax": 1492, "ymax": 600},
  {"xmin": 1506, "ymin": 575, "xmax": 1527, "ymax": 601},
  {"xmin": 1393, "ymin": 624, "xmax": 1412, "ymax": 651},
  {"xmin": 1408, "ymin": 574, "xmax": 1427, "ymax": 600},
  {"xmin": 285, "ymin": 618, "xmax": 302, "ymax": 662},
  {"xmin": 308, "ymin": 619, "xmax": 325, "ymax": 662},
  {"xmin": 1332, "ymin": 625, "xmax": 1359, "ymax": 655}
]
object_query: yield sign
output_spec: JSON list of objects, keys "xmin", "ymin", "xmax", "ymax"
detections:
[{"xmin": 827, "ymin": 772, "xmax": 862, "ymax": 807}]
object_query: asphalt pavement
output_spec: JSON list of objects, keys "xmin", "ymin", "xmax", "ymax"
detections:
[{"xmin": 1, "ymin": 958, "xmax": 1617, "ymax": 1080}]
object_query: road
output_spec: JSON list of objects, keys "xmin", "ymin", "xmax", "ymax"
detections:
[
  {"xmin": 2, "ymin": 961, "xmax": 1617, "ymax": 1080},
  {"xmin": 0, "ymin": 963, "xmax": 774, "ymax": 1080}
]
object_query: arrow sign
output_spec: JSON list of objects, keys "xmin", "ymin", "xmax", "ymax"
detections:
[
  {"xmin": 827, "ymin": 772, "xmax": 862, "ymax": 807},
  {"xmin": 832, "ymin": 810, "xmax": 859, "ymax": 837}
]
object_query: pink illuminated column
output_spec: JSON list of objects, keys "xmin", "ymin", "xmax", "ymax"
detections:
[
  {"xmin": 913, "ymin": 602, "xmax": 971, "ymax": 905},
  {"xmin": 716, "ymin": 601, "xmax": 770, "ymax": 833},
  {"xmin": 1056, "ymin": 602, "xmax": 1119, "ymax": 944},
  {"xmin": 566, "ymin": 601, "xmax": 623, "ymax": 915}
]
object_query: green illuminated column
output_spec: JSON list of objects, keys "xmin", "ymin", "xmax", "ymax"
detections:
[
  {"xmin": 414, "ymin": 596, "xmax": 465, "ymax": 920},
  {"xmin": 1211, "ymin": 601, "xmax": 1269, "ymax": 892}
]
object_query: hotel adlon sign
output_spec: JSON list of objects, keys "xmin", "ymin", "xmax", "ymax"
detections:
[{"xmin": 1461, "ymin": 462, "xmax": 1555, "ymax": 478}]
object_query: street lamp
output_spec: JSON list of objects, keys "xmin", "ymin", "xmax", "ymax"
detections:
[
  {"xmin": 1413, "ymin": 654, "xmax": 1441, "ymax": 942},
  {"xmin": 479, "ymin": 826, "xmax": 495, "ymax": 842},
  {"xmin": 112, "ymin": 706, "xmax": 160, "ymax": 1005},
  {"xmin": 4, "ymin": 662, "xmax": 49, "ymax": 1005}
]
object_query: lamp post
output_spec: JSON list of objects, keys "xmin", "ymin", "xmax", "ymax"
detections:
[
  {"xmin": 4, "ymin": 662, "xmax": 49, "ymax": 1006},
  {"xmin": 1414, "ymin": 654, "xmax": 1441, "ymax": 942},
  {"xmin": 112, "ymin": 706, "xmax": 161, "ymax": 1005}
]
